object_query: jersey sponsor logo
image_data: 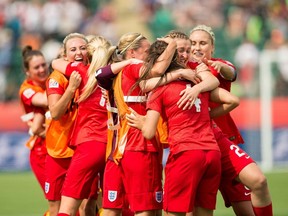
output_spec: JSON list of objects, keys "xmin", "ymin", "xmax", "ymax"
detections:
[
  {"xmin": 108, "ymin": 190, "xmax": 117, "ymax": 202},
  {"xmin": 23, "ymin": 88, "xmax": 35, "ymax": 99},
  {"xmin": 244, "ymin": 185, "xmax": 251, "ymax": 196},
  {"xmin": 244, "ymin": 192, "xmax": 251, "ymax": 196},
  {"xmin": 45, "ymin": 182, "xmax": 50, "ymax": 194},
  {"xmin": 48, "ymin": 79, "xmax": 59, "ymax": 88},
  {"xmin": 155, "ymin": 191, "xmax": 163, "ymax": 203}
]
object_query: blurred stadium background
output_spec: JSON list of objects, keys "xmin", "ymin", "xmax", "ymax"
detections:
[{"xmin": 0, "ymin": 0, "xmax": 287, "ymax": 214}]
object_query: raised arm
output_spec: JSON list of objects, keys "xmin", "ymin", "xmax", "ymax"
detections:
[{"xmin": 150, "ymin": 37, "xmax": 177, "ymax": 77}]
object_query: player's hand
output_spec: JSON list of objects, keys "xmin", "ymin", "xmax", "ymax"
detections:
[
  {"xmin": 178, "ymin": 69, "xmax": 201, "ymax": 84},
  {"xmin": 196, "ymin": 62, "xmax": 210, "ymax": 73},
  {"xmin": 126, "ymin": 107, "xmax": 145, "ymax": 130},
  {"xmin": 207, "ymin": 60, "xmax": 223, "ymax": 73},
  {"xmin": 177, "ymin": 85, "xmax": 200, "ymax": 110},
  {"xmin": 68, "ymin": 71, "xmax": 82, "ymax": 92}
]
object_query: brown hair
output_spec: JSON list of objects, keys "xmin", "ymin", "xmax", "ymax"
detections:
[
  {"xmin": 132, "ymin": 40, "xmax": 184, "ymax": 93},
  {"xmin": 22, "ymin": 45, "xmax": 44, "ymax": 71}
]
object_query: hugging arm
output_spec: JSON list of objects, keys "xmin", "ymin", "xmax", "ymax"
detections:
[
  {"xmin": 209, "ymin": 87, "xmax": 240, "ymax": 118},
  {"xmin": 126, "ymin": 108, "xmax": 160, "ymax": 140},
  {"xmin": 177, "ymin": 68, "xmax": 219, "ymax": 110}
]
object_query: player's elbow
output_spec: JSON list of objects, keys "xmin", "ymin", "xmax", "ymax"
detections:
[
  {"xmin": 49, "ymin": 107, "xmax": 61, "ymax": 120},
  {"xmin": 230, "ymin": 95, "xmax": 240, "ymax": 109},
  {"xmin": 142, "ymin": 129, "xmax": 155, "ymax": 140}
]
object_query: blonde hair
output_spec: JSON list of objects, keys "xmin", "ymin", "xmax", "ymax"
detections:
[
  {"xmin": 117, "ymin": 32, "xmax": 147, "ymax": 59},
  {"xmin": 62, "ymin": 32, "xmax": 88, "ymax": 55},
  {"xmin": 78, "ymin": 35, "xmax": 116, "ymax": 102},
  {"xmin": 190, "ymin": 25, "xmax": 215, "ymax": 45}
]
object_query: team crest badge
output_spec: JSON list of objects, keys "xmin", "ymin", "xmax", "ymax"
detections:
[
  {"xmin": 45, "ymin": 182, "xmax": 50, "ymax": 194},
  {"xmin": 49, "ymin": 79, "xmax": 59, "ymax": 88},
  {"xmin": 155, "ymin": 191, "xmax": 163, "ymax": 203},
  {"xmin": 108, "ymin": 190, "xmax": 117, "ymax": 202}
]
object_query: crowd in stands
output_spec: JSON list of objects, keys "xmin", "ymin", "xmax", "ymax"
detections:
[{"xmin": 0, "ymin": 0, "xmax": 287, "ymax": 101}]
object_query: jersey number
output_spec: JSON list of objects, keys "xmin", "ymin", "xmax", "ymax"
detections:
[{"xmin": 230, "ymin": 144, "xmax": 250, "ymax": 159}]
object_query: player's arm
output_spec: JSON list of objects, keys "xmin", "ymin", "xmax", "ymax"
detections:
[
  {"xmin": 48, "ymin": 71, "xmax": 81, "ymax": 120},
  {"xmin": 51, "ymin": 58, "xmax": 69, "ymax": 74},
  {"xmin": 31, "ymin": 91, "xmax": 48, "ymax": 108},
  {"xmin": 209, "ymin": 87, "xmax": 240, "ymax": 118},
  {"xmin": 150, "ymin": 37, "xmax": 177, "ymax": 77},
  {"xmin": 126, "ymin": 108, "xmax": 160, "ymax": 140},
  {"xmin": 29, "ymin": 112, "xmax": 46, "ymax": 137},
  {"xmin": 206, "ymin": 59, "xmax": 236, "ymax": 81},
  {"xmin": 140, "ymin": 68, "xmax": 201, "ymax": 93},
  {"xmin": 177, "ymin": 64, "xmax": 220, "ymax": 110}
]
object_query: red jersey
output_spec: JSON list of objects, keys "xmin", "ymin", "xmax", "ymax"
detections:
[
  {"xmin": 121, "ymin": 63, "xmax": 158, "ymax": 152},
  {"xmin": 147, "ymin": 80, "xmax": 219, "ymax": 155},
  {"xmin": 187, "ymin": 59, "xmax": 244, "ymax": 144},
  {"xmin": 65, "ymin": 62, "xmax": 107, "ymax": 147}
]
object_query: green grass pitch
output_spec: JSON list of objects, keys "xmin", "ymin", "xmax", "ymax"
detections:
[{"xmin": 0, "ymin": 170, "xmax": 287, "ymax": 215}]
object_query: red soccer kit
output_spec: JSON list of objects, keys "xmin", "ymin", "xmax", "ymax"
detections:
[
  {"xmin": 188, "ymin": 59, "xmax": 244, "ymax": 144},
  {"xmin": 188, "ymin": 59, "xmax": 252, "ymax": 206},
  {"xmin": 147, "ymin": 80, "xmax": 221, "ymax": 212},
  {"xmin": 120, "ymin": 63, "xmax": 159, "ymax": 152},
  {"xmin": 65, "ymin": 62, "xmax": 107, "ymax": 147},
  {"xmin": 98, "ymin": 63, "xmax": 163, "ymax": 212},
  {"xmin": 19, "ymin": 79, "xmax": 47, "ymax": 193},
  {"xmin": 60, "ymin": 62, "xmax": 107, "ymax": 199},
  {"xmin": 44, "ymin": 70, "xmax": 76, "ymax": 201}
]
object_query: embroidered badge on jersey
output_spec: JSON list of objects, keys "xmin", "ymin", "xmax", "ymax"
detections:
[
  {"xmin": 45, "ymin": 182, "xmax": 50, "ymax": 194},
  {"xmin": 108, "ymin": 190, "xmax": 117, "ymax": 202},
  {"xmin": 48, "ymin": 79, "xmax": 59, "ymax": 88},
  {"xmin": 23, "ymin": 88, "xmax": 35, "ymax": 99},
  {"xmin": 155, "ymin": 191, "xmax": 163, "ymax": 203}
]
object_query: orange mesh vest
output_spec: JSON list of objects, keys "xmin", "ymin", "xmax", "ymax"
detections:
[
  {"xmin": 106, "ymin": 71, "xmax": 130, "ymax": 164},
  {"xmin": 45, "ymin": 71, "xmax": 77, "ymax": 158},
  {"xmin": 106, "ymin": 71, "xmax": 168, "ymax": 163},
  {"xmin": 19, "ymin": 80, "xmax": 46, "ymax": 150}
]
